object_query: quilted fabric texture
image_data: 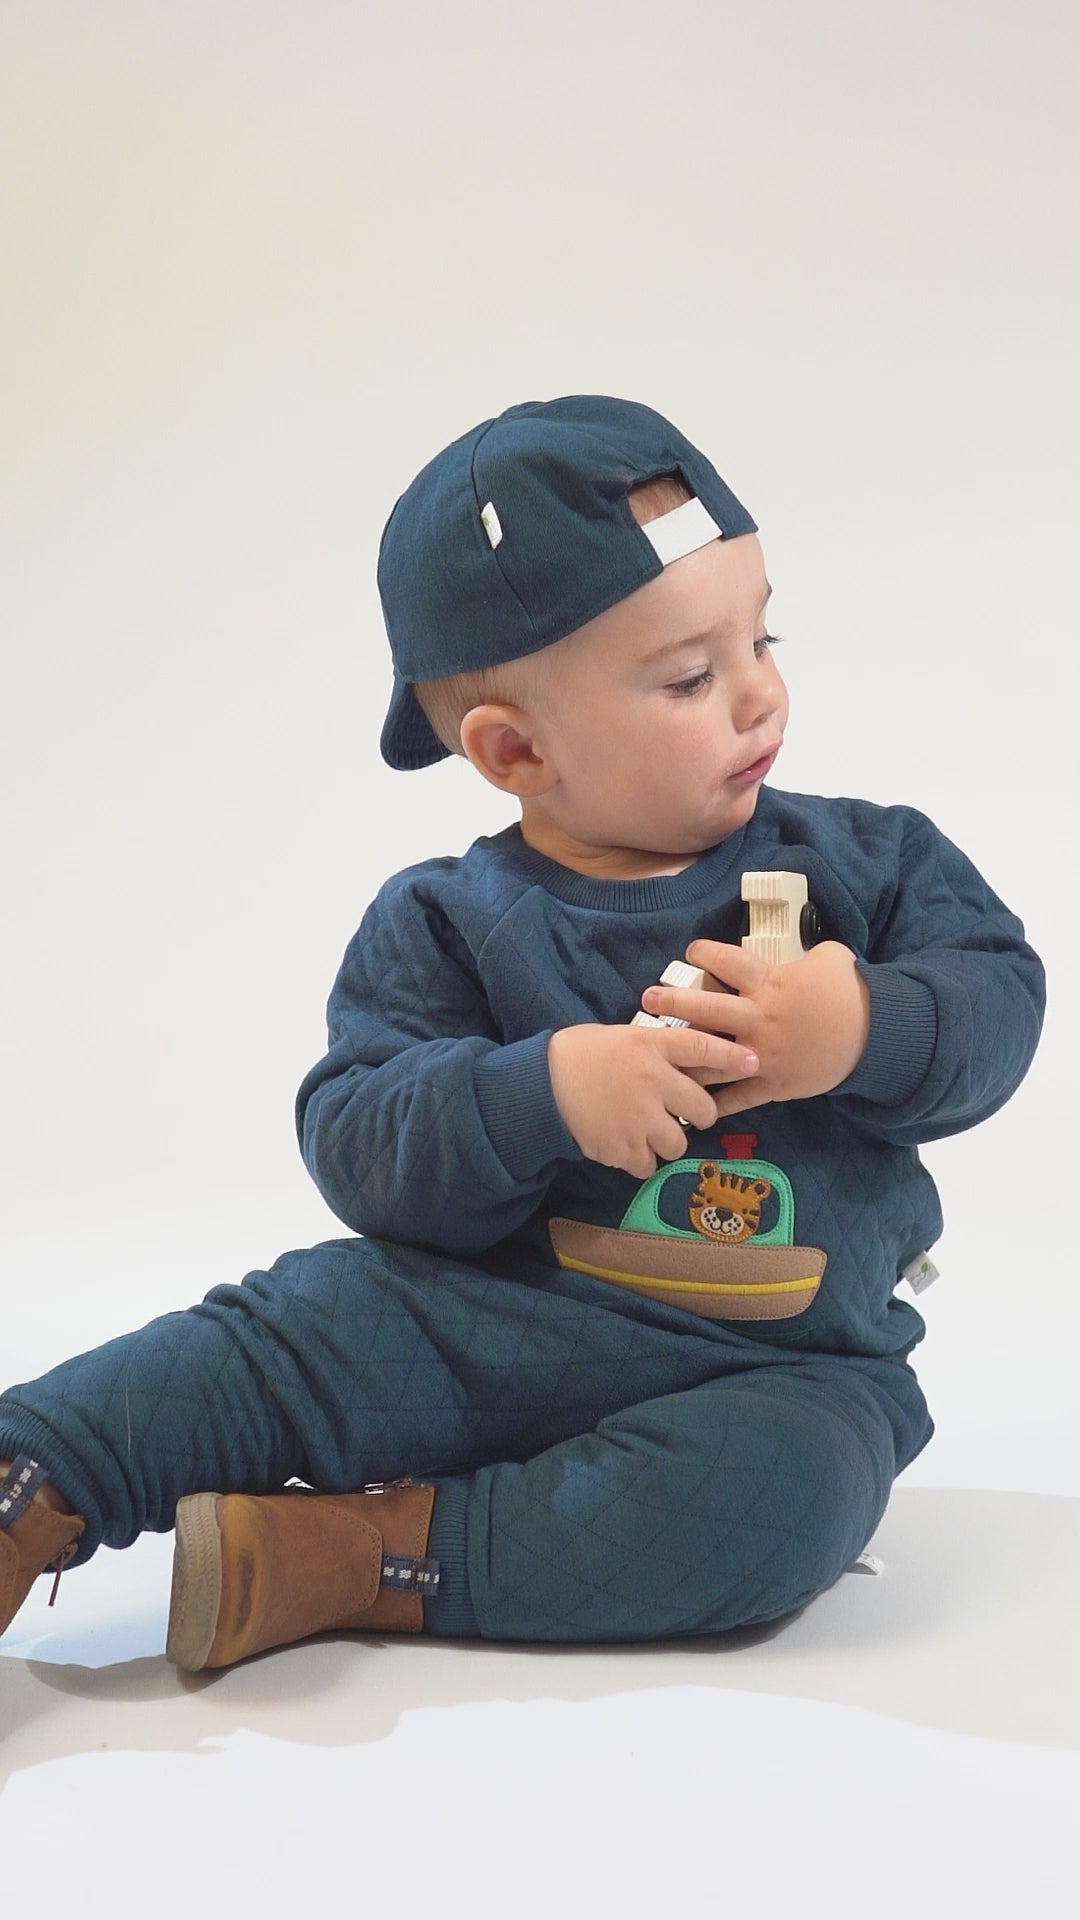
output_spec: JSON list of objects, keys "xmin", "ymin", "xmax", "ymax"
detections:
[
  {"xmin": 0, "ymin": 784, "xmax": 1044, "ymax": 1642},
  {"xmin": 0, "ymin": 1235, "xmax": 932, "ymax": 1637},
  {"xmin": 296, "ymin": 784, "xmax": 1045, "ymax": 1358}
]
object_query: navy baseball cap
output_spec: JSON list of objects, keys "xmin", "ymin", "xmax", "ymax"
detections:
[{"xmin": 377, "ymin": 393, "xmax": 757, "ymax": 770}]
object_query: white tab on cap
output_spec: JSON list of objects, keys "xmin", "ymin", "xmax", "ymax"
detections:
[
  {"xmin": 480, "ymin": 501, "xmax": 503, "ymax": 549},
  {"xmin": 641, "ymin": 495, "xmax": 723, "ymax": 566}
]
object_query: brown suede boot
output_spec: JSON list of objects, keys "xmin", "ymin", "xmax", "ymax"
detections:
[
  {"xmin": 165, "ymin": 1478, "xmax": 439, "ymax": 1672},
  {"xmin": 0, "ymin": 1456, "xmax": 86, "ymax": 1639}
]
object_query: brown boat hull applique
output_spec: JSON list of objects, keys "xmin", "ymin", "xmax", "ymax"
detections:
[{"xmin": 548, "ymin": 1133, "xmax": 827, "ymax": 1324}]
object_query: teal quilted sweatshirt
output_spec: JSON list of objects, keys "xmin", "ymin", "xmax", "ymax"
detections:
[{"xmin": 296, "ymin": 786, "xmax": 1045, "ymax": 1360}]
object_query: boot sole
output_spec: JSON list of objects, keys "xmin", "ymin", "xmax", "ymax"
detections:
[{"xmin": 166, "ymin": 1493, "xmax": 223, "ymax": 1672}]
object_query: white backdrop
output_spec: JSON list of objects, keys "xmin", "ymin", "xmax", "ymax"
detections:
[{"xmin": 1, "ymin": 0, "xmax": 1076, "ymax": 1499}]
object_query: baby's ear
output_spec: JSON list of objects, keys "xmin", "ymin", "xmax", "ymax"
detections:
[{"xmin": 459, "ymin": 705, "xmax": 554, "ymax": 796}]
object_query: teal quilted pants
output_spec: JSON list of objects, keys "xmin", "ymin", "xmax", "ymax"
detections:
[{"xmin": 0, "ymin": 1234, "xmax": 933, "ymax": 1640}]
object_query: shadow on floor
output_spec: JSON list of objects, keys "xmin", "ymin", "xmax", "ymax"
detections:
[{"xmin": 2, "ymin": 1485, "xmax": 1076, "ymax": 1784}]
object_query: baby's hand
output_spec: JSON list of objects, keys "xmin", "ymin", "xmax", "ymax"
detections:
[
  {"xmin": 547, "ymin": 1022, "xmax": 760, "ymax": 1180},
  {"xmin": 640, "ymin": 939, "xmax": 871, "ymax": 1121}
]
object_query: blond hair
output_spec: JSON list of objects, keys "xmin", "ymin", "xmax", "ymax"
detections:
[{"xmin": 412, "ymin": 471, "xmax": 693, "ymax": 758}]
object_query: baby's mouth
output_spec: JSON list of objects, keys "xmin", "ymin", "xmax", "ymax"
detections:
[{"xmin": 729, "ymin": 742, "xmax": 781, "ymax": 782}]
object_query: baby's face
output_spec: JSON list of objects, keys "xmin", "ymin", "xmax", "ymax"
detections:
[{"xmin": 526, "ymin": 532, "xmax": 789, "ymax": 859}]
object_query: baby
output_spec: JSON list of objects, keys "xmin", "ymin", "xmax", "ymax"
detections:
[{"xmin": 0, "ymin": 394, "xmax": 1046, "ymax": 1669}]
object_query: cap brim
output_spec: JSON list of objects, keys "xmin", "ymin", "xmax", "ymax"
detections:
[{"xmin": 380, "ymin": 668, "xmax": 450, "ymax": 771}]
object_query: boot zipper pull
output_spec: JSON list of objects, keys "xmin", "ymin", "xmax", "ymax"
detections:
[{"xmin": 47, "ymin": 1541, "xmax": 76, "ymax": 1607}]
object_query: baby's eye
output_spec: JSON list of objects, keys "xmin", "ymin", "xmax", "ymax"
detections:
[
  {"xmin": 667, "ymin": 633, "xmax": 783, "ymax": 697},
  {"xmin": 668, "ymin": 669, "xmax": 714, "ymax": 698}
]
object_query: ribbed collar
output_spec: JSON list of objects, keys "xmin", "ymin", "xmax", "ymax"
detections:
[{"xmin": 481, "ymin": 819, "xmax": 750, "ymax": 914}]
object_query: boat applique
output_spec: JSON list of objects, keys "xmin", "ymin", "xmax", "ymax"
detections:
[{"xmin": 548, "ymin": 1132, "xmax": 826, "ymax": 1322}]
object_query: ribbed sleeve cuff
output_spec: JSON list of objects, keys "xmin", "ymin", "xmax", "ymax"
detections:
[
  {"xmin": 830, "ymin": 962, "xmax": 938, "ymax": 1107},
  {"xmin": 474, "ymin": 1030, "xmax": 583, "ymax": 1180}
]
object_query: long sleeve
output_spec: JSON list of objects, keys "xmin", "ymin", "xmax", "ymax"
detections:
[
  {"xmin": 295, "ymin": 873, "xmax": 583, "ymax": 1254},
  {"xmin": 826, "ymin": 806, "xmax": 1046, "ymax": 1145}
]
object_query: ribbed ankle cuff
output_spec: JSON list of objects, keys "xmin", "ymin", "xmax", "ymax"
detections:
[{"xmin": 423, "ymin": 1477, "xmax": 478, "ymax": 1638}]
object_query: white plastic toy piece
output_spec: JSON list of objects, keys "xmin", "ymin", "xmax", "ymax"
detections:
[
  {"xmin": 630, "ymin": 958, "xmax": 705, "ymax": 1031},
  {"xmin": 741, "ymin": 870, "xmax": 809, "ymax": 964},
  {"xmin": 630, "ymin": 873, "xmax": 814, "ymax": 1125},
  {"xmin": 630, "ymin": 871, "xmax": 812, "ymax": 1031}
]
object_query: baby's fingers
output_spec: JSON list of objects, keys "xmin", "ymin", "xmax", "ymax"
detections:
[
  {"xmin": 665, "ymin": 1024, "xmax": 759, "ymax": 1085},
  {"xmin": 642, "ymin": 983, "xmax": 746, "ymax": 1037},
  {"xmin": 665, "ymin": 1073, "xmax": 720, "ymax": 1133},
  {"xmin": 682, "ymin": 1064, "xmax": 742, "ymax": 1091}
]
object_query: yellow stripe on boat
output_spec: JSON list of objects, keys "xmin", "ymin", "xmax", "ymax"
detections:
[{"xmin": 561, "ymin": 1257, "xmax": 816, "ymax": 1296}]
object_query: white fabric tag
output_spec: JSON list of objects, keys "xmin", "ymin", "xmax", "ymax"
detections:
[
  {"xmin": 901, "ymin": 1252, "xmax": 940, "ymax": 1295},
  {"xmin": 480, "ymin": 501, "xmax": 503, "ymax": 549},
  {"xmin": 850, "ymin": 1551, "xmax": 886, "ymax": 1575},
  {"xmin": 641, "ymin": 495, "xmax": 723, "ymax": 566}
]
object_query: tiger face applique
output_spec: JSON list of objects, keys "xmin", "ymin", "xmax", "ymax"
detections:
[
  {"xmin": 688, "ymin": 1160, "xmax": 773, "ymax": 1244},
  {"xmin": 547, "ymin": 1133, "xmax": 827, "ymax": 1323}
]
